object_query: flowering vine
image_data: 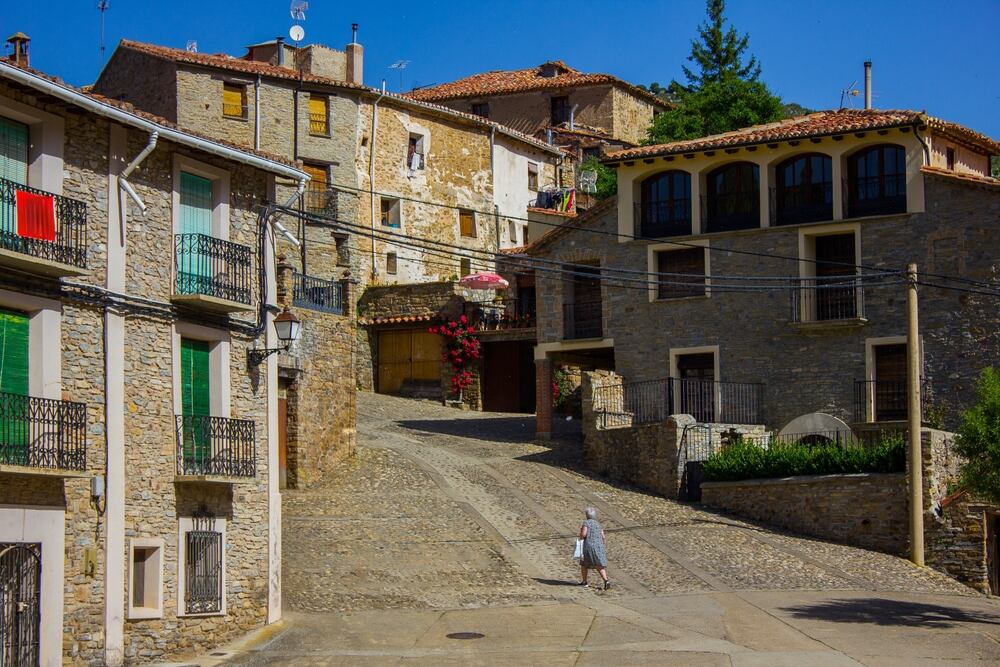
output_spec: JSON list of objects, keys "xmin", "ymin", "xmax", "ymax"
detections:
[{"xmin": 429, "ymin": 314, "xmax": 481, "ymax": 398}]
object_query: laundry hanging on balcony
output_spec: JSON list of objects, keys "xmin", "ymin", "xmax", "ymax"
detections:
[
  {"xmin": 534, "ymin": 186, "xmax": 575, "ymax": 213},
  {"xmin": 15, "ymin": 189, "xmax": 56, "ymax": 241}
]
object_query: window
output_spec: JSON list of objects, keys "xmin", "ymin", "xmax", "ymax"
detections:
[
  {"xmin": 308, "ymin": 94, "xmax": 329, "ymax": 135},
  {"xmin": 127, "ymin": 539, "xmax": 164, "ymax": 619},
  {"xmin": 386, "ymin": 252, "xmax": 397, "ymax": 275},
  {"xmin": 656, "ymin": 248, "xmax": 706, "ymax": 299},
  {"xmin": 222, "ymin": 83, "xmax": 247, "ymax": 119},
  {"xmin": 551, "ymin": 96, "xmax": 571, "ymax": 125},
  {"xmin": 182, "ymin": 513, "xmax": 223, "ymax": 615},
  {"xmin": 407, "ymin": 134, "xmax": 425, "ymax": 170},
  {"xmin": 774, "ymin": 154, "xmax": 833, "ymax": 226},
  {"xmin": 813, "ymin": 233, "xmax": 858, "ymax": 321},
  {"xmin": 946, "ymin": 147, "xmax": 956, "ymax": 170},
  {"xmin": 508, "ymin": 221, "xmax": 518, "ymax": 246},
  {"xmin": 471, "ymin": 102, "xmax": 489, "ymax": 118},
  {"xmin": 639, "ymin": 171, "xmax": 692, "ymax": 238},
  {"xmin": 380, "ymin": 197, "xmax": 400, "ymax": 227},
  {"xmin": 459, "ymin": 209, "xmax": 476, "ymax": 238},
  {"xmin": 704, "ymin": 162, "xmax": 759, "ymax": 232},
  {"xmin": 847, "ymin": 144, "xmax": 906, "ymax": 218},
  {"xmin": 0, "ymin": 307, "xmax": 29, "ymax": 464},
  {"xmin": 527, "ymin": 163, "xmax": 539, "ymax": 191},
  {"xmin": 303, "ymin": 163, "xmax": 330, "ymax": 213},
  {"xmin": 460, "ymin": 258, "xmax": 471, "ymax": 276},
  {"xmin": 176, "ymin": 172, "xmax": 215, "ymax": 294},
  {"xmin": 0, "ymin": 115, "xmax": 29, "ymax": 186}
]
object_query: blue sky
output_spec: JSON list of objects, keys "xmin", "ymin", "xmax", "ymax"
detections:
[{"xmin": 6, "ymin": 0, "xmax": 999, "ymax": 137}]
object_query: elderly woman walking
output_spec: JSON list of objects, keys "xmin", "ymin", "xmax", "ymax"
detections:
[{"xmin": 578, "ymin": 507, "xmax": 611, "ymax": 589}]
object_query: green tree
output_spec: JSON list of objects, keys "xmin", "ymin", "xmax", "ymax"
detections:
[
  {"xmin": 991, "ymin": 156, "xmax": 999, "ymax": 179},
  {"xmin": 682, "ymin": 0, "xmax": 760, "ymax": 87},
  {"xmin": 954, "ymin": 367, "xmax": 1000, "ymax": 505},
  {"xmin": 783, "ymin": 102, "xmax": 814, "ymax": 117},
  {"xmin": 579, "ymin": 156, "xmax": 617, "ymax": 200}
]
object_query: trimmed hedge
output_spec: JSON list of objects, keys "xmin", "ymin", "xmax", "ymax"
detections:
[{"xmin": 701, "ymin": 435, "xmax": 906, "ymax": 482}]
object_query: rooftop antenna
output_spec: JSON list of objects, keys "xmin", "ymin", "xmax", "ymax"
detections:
[
  {"xmin": 389, "ymin": 59, "xmax": 410, "ymax": 91},
  {"xmin": 97, "ymin": 0, "xmax": 109, "ymax": 63},
  {"xmin": 290, "ymin": 1, "xmax": 308, "ymax": 21},
  {"xmin": 839, "ymin": 80, "xmax": 859, "ymax": 109},
  {"xmin": 186, "ymin": 40, "xmax": 198, "ymax": 53}
]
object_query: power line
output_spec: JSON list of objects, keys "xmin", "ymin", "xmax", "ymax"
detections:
[{"xmin": 914, "ymin": 281, "xmax": 1000, "ymax": 299}]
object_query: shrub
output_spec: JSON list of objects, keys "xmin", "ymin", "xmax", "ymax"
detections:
[
  {"xmin": 701, "ymin": 434, "xmax": 906, "ymax": 482},
  {"xmin": 954, "ymin": 367, "xmax": 1000, "ymax": 505}
]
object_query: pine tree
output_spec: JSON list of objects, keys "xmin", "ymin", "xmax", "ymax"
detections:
[{"xmin": 682, "ymin": 0, "xmax": 761, "ymax": 88}]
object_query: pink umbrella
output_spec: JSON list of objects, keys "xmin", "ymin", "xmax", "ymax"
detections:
[{"xmin": 459, "ymin": 272, "xmax": 509, "ymax": 290}]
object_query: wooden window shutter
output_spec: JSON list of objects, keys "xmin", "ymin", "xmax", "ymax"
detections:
[
  {"xmin": 459, "ymin": 210, "xmax": 475, "ymax": 238},
  {"xmin": 180, "ymin": 338, "xmax": 211, "ymax": 417},
  {"xmin": 222, "ymin": 84, "xmax": 246, "ymax": 118},
  {"xmin": 0, "ymin": 115, "xmax": 29, "ymax": 185},
  {"xmin": 308, "ymin": 95, "xmax": 329, "ymax": 134},
  {"xmin": 657, "ymin": 248, "xmax": 706, "ymax": 299},
  {"xmin": 0, "ymin": 308, "xmax": 29, "ymax": 396},
  {"xmin": 303, "ymin": 164, "xmax": 328, "ymax": 188}
]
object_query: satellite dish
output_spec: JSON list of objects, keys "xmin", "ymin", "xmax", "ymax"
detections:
[{"xmin": 289, "ymin": 25, "xmax": 305, "ymax": 43}]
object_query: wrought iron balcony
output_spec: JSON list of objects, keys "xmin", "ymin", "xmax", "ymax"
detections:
[
  {"xmin": 633, "ymin": 200, "xmax": 692, "ymax": 239},
  {"xmin": 0, "ymin": 392, "xmax": 87, "ymax": 472},
  {"xmin": 173, "ymin": 233, "xmax": 253, "ymax": 310},
  {"xmin": 700, "ymin": 191, "xmax": 760, "ymax": 233},
  {"xmin": 563, "ymin": 300, "xmax": 602, "ymax": 340},
  {"xmin": 0, "ymin": 177, "xmax": 88, "ymax": 273},
  {"xmin": 769, "ymin": 182, "xmax": 833, "ymax": 226},
  {"xmin": 175, "ymin": 414, "xmax": 256, "ymax": 479},
  {"xmin": 463, "ymin": 298, "xmax": 535, "ymax": 331},
  {"xmin": 845, "ymin": 174, "xmax": 907, "ymax": 218},
  {"xmin": 293, "ymin": 272, "xmax": 344, "ymax": 314},
  {"xmin": 593, "ymin": 377, "xmax": 762, "ymax": 428},
  {"xmin": 303, "ymin": 187, "xmax": 339, "ymax": 217},
  {"xmin": 853, "ymin": 379, "xmax": 930, "ymax": 423},
  {"xmin": 790, "ymin": 277, "xmax": 865, "ymax": 323}
]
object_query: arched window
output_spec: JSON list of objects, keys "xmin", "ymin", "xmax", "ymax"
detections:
[
  {"xmin": 704, "ymin": 162, "xmax": 759, "ymax": 232},
  {"xmin": 774, "ymin": 154, "xmax": 833, "ymax": 225},
  {"xmin": 638, "ymin": 171, "xmax": 691, "ymax": 238},
  {"xmin": 847, "ymin": 144, "xmax": 906, "ymax": 217}
]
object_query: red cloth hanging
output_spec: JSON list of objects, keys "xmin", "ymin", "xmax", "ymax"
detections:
[{"xmin": 15, "ymin": 190, "xmax": 56, "ymax": 241}]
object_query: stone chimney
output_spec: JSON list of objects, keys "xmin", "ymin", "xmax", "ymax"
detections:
[
  {"xmin": 6, "ymin": 32, "xmax": 30, "ymax": 68},
  {"xmin": 345, "ymin": 23, "xmax": 363, "ymax": 84}
]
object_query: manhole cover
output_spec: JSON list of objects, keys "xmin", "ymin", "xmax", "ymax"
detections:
[{"xmin": 446, "ymin": 632, "xmax": 485, "ymax": 640}]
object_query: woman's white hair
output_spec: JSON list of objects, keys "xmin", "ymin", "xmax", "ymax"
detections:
[{"xmin": 585, "ymin": 507, "xmax": 597, "ymax": 520}]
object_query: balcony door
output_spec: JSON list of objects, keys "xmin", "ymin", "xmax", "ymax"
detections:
[
  {"xmin": 0, "ymin": 308, "xmax": 29, "ymax": 465},
  {"xmin": 177, "ymin": 172, "xmax": 214, "ymax": 294},
  {"xmin": 814, "ymin": 234, "xmax": 857, "ymax": 320},
  {"xmin": 676, "ymin": 353, "xmax": 715, "ymax": 423},
  {"xmin": 873, "ymin": 343, "xmax": 907, "ymax": 421},
  {"xmin": 0, "ymin": 116, "xmax": 29, "ymax": 239},
  {"xmin": 180, "ymin": 338, "xmax": 211, "ymax": 466}
]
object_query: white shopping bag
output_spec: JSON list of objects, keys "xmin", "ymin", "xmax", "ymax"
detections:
[{"xmin": 573, "ymin": 539, "xmax": 584, "ymax": 559}]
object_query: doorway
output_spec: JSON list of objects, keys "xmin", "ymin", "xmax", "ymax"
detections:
[
  {"xmin": 988, "ymin": 514, "xmax": 999, "ymax": 595},
  {"xmin": 482, "ymin": 341, "xmax": 535, "ymax": 413},
  {"xmin": 676, "ymin": 353, "xmax": 715, "ymax": 423},
  {"xmin": 0, "ymin": 542, "xmax": 41, "ymax": 666},
  {"xmin": 873, "ymin": 343, "xmax": 907, "ymax": 421}
]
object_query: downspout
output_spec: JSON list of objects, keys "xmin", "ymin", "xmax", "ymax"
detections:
[
  {"xmin": 254, "ymin": 74, "xmax": 261, "ymax": 150},
  {"xmin": 912, "ymin": 117, "xmax": 930, "ymax": 165},
  {"xmin": 489, "ymin": 126, "xmax": 497, "ymax": 247},
  {"xmin": 118, "ymin": 130, "xmax": 157, "ymax": 215},
  {"xmin": 569, "ymin": 104, "xmax": 578, "ymax": 131},
  {"xmin": 368, "ymin": 80, "xmax": 386, "ymax": 280}
]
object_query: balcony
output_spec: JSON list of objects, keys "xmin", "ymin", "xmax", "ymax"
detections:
[
  {"xmin": 790, "ymin": 277, "xmax": 866, "ymax": 325},
  {"xmin": 175, "ymin": 414, "xmax": 256, "ymax": 481},
  {"xmin": 0, "ymin": 177, "xmax": 88, "ymax": 276},
  {"xmin": 845, "ymin": 174, "xmax": 906, "ymax": 218},
  {"xmin": 463, "ymin": 298, "xmax": 535, "ymax": 332},
  {"xmin": 770, "ymin": 182, "xmax": 833, "ymax": 226},
  {"xmin": 633, "ymin": 200, "xmax": 692, "ymax": 239},
  {"xmin": 594, "ymin": 377, "xmax": 762, "ymax": 428},
  {"xmin": 172, "ymin": 233, "xmax": 253, "ymax": 313},
  {"xmin": 563, "ymin": 301, "xmax": 602, "ymax": 340},
  {"xmin": 853, "ymin": 379, "xmax": 931, "ymax": 423},
  {"xmin": 293, "ymin": 272, "xmax": 344, "ymax": 314},
  {"xmin": 0, "ymin": 392, "xmax": 88, "ymax": 476},
  {"xmin": 701, "ymin": 191, "xmax": 760, "ymax": 233},
  {"xmin": 303, "ymin": 187, "xmax": 338, "ymax": 217}
]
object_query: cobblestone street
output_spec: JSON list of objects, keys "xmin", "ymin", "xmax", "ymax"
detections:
[{"xmin": 224, "ymin": 393, "xmax": 1000, "ymax": 666}]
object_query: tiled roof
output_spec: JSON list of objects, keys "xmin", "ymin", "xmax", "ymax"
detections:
[
  {"xmin": 358, "ymin": 314, "xmax": 435, "ymax": 326},
  {"xmin": 404, "ymin": 61, "xmax": 670, "ymax": 109},
  {"xmin": 524, "ymin": 196, "xmax": 618, "ymax": 255},
  {"xmin": 921, "ymin": 166, "xmax": 1000, "ymax": 189},
  {"xmin": 605, "ymin": 109, "xmax": 1000, "ymax": 162}
]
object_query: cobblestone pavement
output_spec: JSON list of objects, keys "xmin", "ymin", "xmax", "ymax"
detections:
[{"xmin": 220, "ymin": 393, "xmax": 1000, "ymax": 666}]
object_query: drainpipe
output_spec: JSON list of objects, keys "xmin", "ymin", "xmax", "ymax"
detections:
[
  {"xmin": 912, "ymin": 117, "xmax": 930, "ymax": 165},
  {"xmin": 569, "ymin": 104, "xmax": 578, "ymax": 130},
  {"xmin": 271, "ymin": 179, "xmax": 306, "ymax": 247},
  {"xmin": 254, "ymin": 74, "xmax": 261, "ymax": 150},
  {"xmin": 368, "ymin": 80, "xmax": 386, "ymax": 279},
  {"xmin": 118, "ymin": 130, "xmax": 158, "ymax": 215}
]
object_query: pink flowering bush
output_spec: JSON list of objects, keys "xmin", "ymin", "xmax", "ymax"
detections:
[{"xmin": 429, "ymin": 314, "xmax": 481, "ymax": 397}]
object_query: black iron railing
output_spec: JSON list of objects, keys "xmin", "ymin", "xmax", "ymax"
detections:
[
  {"xmin": 293, "ymin": 272, "xmax": 344, "ymax": 314},
  {"xmin": 701, "ymin": 191, "xmax": 760, "ymax": 232},
  {"xmin": 563, "ymin": 301, "xmax": 602, "ymax": 340},
  {"xmin": 770, "ymin": 182, "xmax": 833, "ymax": 226},
  {"xmin": 185, "ymin": 527, "xmax": 223, "ymax": 614},
  {"xmin": 0, "ymin": 392, "xmax": 87, "ymax": 471},
  {"xmin": 593, "ymin": 378, "xmax": 670, "ymax": 428},
  {"xmin": 463, "ymin": 298, "xmax": 535, "ymax": 331},
  {"xmin": 853, "ymin": 379, "xmax": 931, "ymax": 423},
  {"xmin": 174, "ymin": 233, "xmax": 253, "ymax": 305},
  {"xmin": 790, "ymin": 277, "xmax": 865, "ymax": 322},
  {"xmin": 594, "ymin": 377, "xmax": 762, "ymax": 427},
  {"xmin": 846, "ymin": 174, "xmax": 907, "ymax": 218},
  {"xmin": 0, "ymin": 177, "xmax": 88, "ymax": 268},
  {"xmin": 176, "ymin": 415, "xmax": 256, "ymax": 478},
  {"xmin": 309, "ymin": 111, "xmax": 329, "ymax": 135},
  {"xmin": 633, "ymin": 200, "xmax": 692, "ymax": 239},
  {"xmin": 303, "ymin": 187, "xmax": 338, "ymax": 216}
]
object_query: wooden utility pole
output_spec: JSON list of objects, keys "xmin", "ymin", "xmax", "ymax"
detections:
[{"xmin": 907, "ymin": 263, "xmax": 924, "ymax": 566}]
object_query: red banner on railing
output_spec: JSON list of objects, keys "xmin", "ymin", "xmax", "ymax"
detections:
[{"xmin": 15, "ymin": 190, "xmax": 56, "ymax": 241}]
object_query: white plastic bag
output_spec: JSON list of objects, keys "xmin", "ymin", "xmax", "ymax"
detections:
[{"xmin": 573, "ymin": 538, "xmax": 584, "ymax": 559}]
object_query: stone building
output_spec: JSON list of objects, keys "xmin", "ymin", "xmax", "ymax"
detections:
[
  {"xmin": 0, "ymin": 55, "xmax": 308, "ymax": 664},
  {"xmin": 526, "ymin": 108, "xmax": 1000, "ymax": 439},
  {"xmin": 404, "ymin": 60, "xmax": 670, "ymax": 153}
]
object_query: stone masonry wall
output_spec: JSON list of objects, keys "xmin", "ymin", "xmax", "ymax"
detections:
[{"xmin": 92, "ymin": 48, "xmax": 179, "ymax": 122}]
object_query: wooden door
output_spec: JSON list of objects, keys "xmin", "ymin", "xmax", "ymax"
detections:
[
  {"xmin": 411, "ymin": 332, "xmax": 441, "ymax": 381},
  {"xmin": 483, "ymin": 342, "xmax": 519, "ymax": 412},
  {"xmin": 377, "ymin": 330, "xmax": 442, "ymax": 395},
  {"xmin": 677, "ymin": 353, "xmax": 715, "ymax": 423},
  {"xmin": 874, "ymin": 344, "xmax": 907, "ymax": 421},
  {"xmin": 0, "ymin": 308, "xmax": 29, "ymax": 463},
  {"xmin": 278, "ymin": 395, "xmax": 287, "ymax": 489},
  {"xmin": 815, "ymin": 234, "xmax": 857, "ymax": 320}
]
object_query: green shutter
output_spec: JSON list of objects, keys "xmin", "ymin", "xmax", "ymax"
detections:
[
  {"xmin": 181, "ymin": 338, "xmax": 211, "ymax": 416},
  {"xmin": 0, "ymin": 308, "xmax": 29, "ymax": 464},
  {"xmin": 0, "ymin": 116, "xmax": 29, "ymax": 237},
  {"xmin": 177, "ymin": 172, "xmax": 214, "ymax": 292}
]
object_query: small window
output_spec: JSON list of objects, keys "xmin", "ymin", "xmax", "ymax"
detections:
[
  {"xmin": 128, "ymin": 539, "xmax": 164, "ymax": 619},
  {"xmin": 185, "ymin": 523, "xmax": 223, "ymax": 615},
  {"xmin": 222, "ymin": 83, "xmax": 247, "ymax": 119},
  {"xmin": 386, "ymin": 252, "xmax": 397, "ymax": 275},
  {"xmin": 380, "ymin": 197, "xmax": 400, "ymax": 227},
  {"xmin": 308, "ymin": 94, "xmax": 329, "ymax": 135},
  {"xmin": 945, "ymin": 147, "xmax": 956, "ymax": 170},
  {"xmin": 508, "ymin": 221, "xmax": 518, "ymax": 245},
  {"xmin": 471, "ymin": 102, "xmax": 489, "ymax": 118},
  {"xmin": 460, "ymin": 258, "xmax": 472, "ymax": 276},
  {"xmin": 303, "ymin": 163, "xmax": 330, "ymax": 213},
  {"xmin": 551, "ymin": 95, "xmax": 571, "ymax": 125},
  {"xmin": 407, "ymin": 134, "xmax": 425, "ymax": 170},
  {"xmin": 657, "ymin": 248, "xmax": 706, "ymax": 299},
  {"xmin": 459, "ymin": 209, "xmax": 476, "ymax": 238},
  {"xmin": 527, "ymin": 163, "xmax": 539, "ymax": 191}
]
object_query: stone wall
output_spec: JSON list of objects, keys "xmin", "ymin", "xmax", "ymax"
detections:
[
  {"xmin": 92, "ymin": 48, "xmax": 179, "ymax": 122},
  {"xmin": 701, "ymin": 474, "xmax": 909, "ymax": 554}
]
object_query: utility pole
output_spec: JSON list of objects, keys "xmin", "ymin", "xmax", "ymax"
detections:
[{"xmin": 907, "ymin": 263, "xmax": 924, "ymax": 566}]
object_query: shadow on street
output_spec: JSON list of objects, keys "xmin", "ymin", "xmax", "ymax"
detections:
[{"xmin": 780, "ymin": 597, "xmax": 1000, "ymax": 628}]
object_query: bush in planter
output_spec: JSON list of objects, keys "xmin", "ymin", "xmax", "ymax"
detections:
[{"xmin": 702, "ymin": 434, "xmax": 905, "ymax": 482}]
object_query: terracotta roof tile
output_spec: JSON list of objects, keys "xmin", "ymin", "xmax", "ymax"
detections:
[
  {"xmin": 921, "ymin": 166, "xmax": 1000, "ymax": 188},
  {"xmin": 359, "ymin": 314, "xmax": 436, "ymax": 326},
  {"xmin": 605, "ymin": 109, "xmax": 1000, "ymax": 162},
  {"xmin": 404, "ymin": 61, "xmax": 670, "ymax": 109}
]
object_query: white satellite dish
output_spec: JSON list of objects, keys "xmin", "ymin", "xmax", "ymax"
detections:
[{"xmin": 289, "ymin": 25, "xmax": 305, "ymax": 43}]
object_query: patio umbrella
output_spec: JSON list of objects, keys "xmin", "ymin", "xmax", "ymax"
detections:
[{"xmin": 458, "ymin": 272, "xmax": 509, "ymax": 290}]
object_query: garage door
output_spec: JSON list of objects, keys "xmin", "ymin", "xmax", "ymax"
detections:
[{"xmin": 377, "ymin": 329, "xmax": 441, "ymax": 395}]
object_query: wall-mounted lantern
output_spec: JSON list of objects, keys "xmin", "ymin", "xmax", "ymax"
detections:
[{"xmin": 247, "ymin": 307, "xmax": 301, "ymax": 367}]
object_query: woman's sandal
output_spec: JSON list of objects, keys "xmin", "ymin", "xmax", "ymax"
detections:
[{"xmin": 603, "ymin": 581, "xmax": 612, "ymax": 590}]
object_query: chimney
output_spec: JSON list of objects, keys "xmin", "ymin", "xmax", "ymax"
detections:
[
  {"xmin": 6, "ymin": 32, "xmax": 30, "ymax": 68},
  {"xmin": 863, "ymin": 60, "xmax": 872, "ymax": 110},
  {"xmin": 276, "ymin": 37, "xmax": 286, "ymax": 66},
  {"xmin": 345, "ymin": 23, "xmax": 363, "ymax": 84}
]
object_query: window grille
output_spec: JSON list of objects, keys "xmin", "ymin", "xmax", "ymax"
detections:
[{"xmin": 185, "ymin": 510, "xmax": 222, "ymax": 614}]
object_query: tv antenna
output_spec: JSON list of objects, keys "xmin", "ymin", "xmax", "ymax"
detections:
[
  {"xmin": 186, "ymin": 40, "xmax": 198, "ymax": 53},
  {"xmin": 97, "ymin": 0, "xmax": 109, "ymax": 62},
  {"xmin": 389, "ymin": 59, "xmax": 410, "ymax": 91},
  {"xmin": 840, "ymin": 80, "xmax": 860, "ymax": 109},
  {"xmin": 578, "ymin": 169, "xmax": 598, "ymax": 194},
  {"xmin": 290, "ymin": 1, "xmax": 308, "ymax": 21}
]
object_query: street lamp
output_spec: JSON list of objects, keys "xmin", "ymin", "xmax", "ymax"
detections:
[{"xmin": 247, "ymin": 307, "xmax": 301, "ymax": 367}]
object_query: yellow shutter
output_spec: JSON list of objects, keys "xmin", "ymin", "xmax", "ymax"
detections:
[
  {"xmin": 308, "ymin": 96, "xmax": 329, "ymax": 134},
  {"xmin": 222, "ymin": 84, "xmax": 245, "ymax": 118}
]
